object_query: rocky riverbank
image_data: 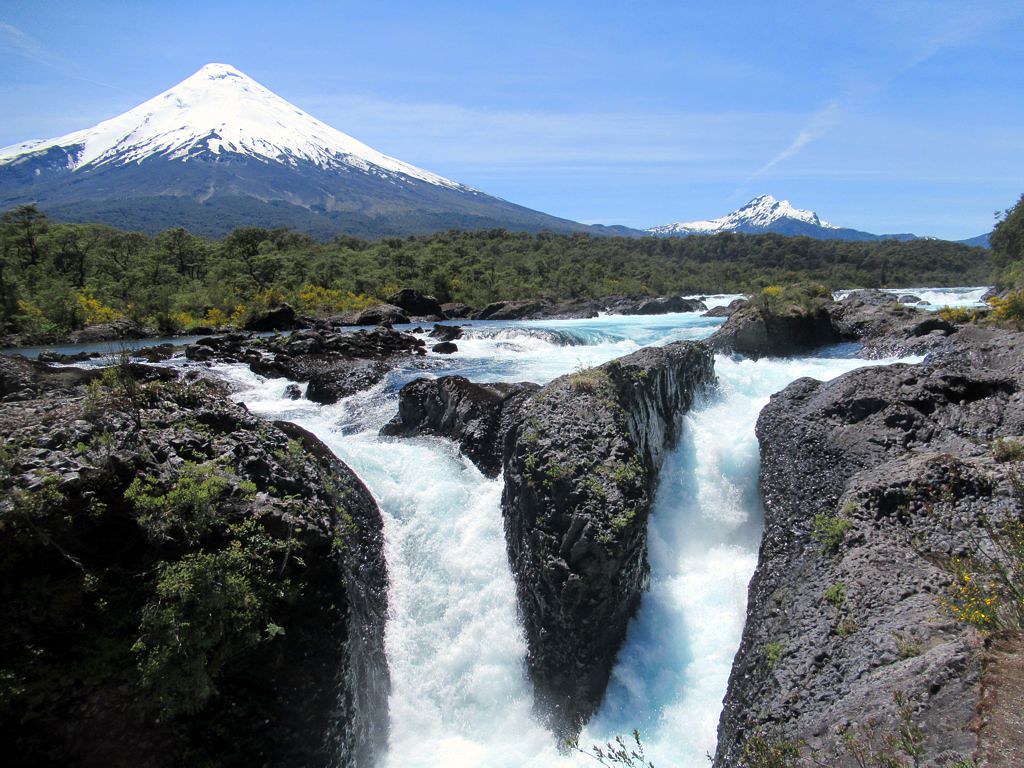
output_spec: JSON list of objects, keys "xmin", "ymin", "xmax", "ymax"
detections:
[
  {"xmin": 714, "ymin": 326, "xmax": 1024, "ymax": 767},
  {"xmin": 0, "ymin": 357, "xmax": 390, "ymax": 768},
  {"xmin": 709, "ymin": 288, "xmax": 965, "ymax": 360}
]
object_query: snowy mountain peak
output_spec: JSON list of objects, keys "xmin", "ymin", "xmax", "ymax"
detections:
[
  {"xmin": 649, "ymin": 194, "xmax": 838, "ymax": 236},
  {"xmin": 0, "ymin": 63, "xmax": 466, "ymax": 190}
]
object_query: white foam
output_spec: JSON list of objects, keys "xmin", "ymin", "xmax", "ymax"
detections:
[{"xmin": 216, "ymin": 314, "xmax": 923, "ymax": 767}]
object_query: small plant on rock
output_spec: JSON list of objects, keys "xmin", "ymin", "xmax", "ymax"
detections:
[
  {"xmin": 763, "ymin": 641, "xmax": 784, "ymax": 668},
  {"xmin": 992, "ymin": 437, "xmax": 1024, "ymax": 463},
  {"xmin": 823, "ymin": 582, "xmax": 848, "ymax": 608},
  {"xmin": 813, "ymin": 510, "xmax": 853, "ymax": 555},
  {"xmin": 574, "ymin": 730, "xmax": 653, "ymax": 768},
  {"xmin": 741, "ymin": 727, "xmax": 802, "ymax": 768}
]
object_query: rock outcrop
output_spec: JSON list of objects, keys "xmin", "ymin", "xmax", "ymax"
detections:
[
  {"xmin": 352, "ymin": 303, "xmax": 410, "ymax": 326},
  {"xmin": 385, "ymin": 289, "xmax": 444, "ymax": 319},
  {"xmin": 709, "ymin": 288, "xmax": 970, "ymax": 360},
  {"xmin": 714, "ymin": 328, "xmax": 1024, "ymax": 767},
  {"xmin": 702, "ymin": 298, "xmax": 746, "ymax": 318},
  {"xmin": 381, "ymin": 376, "xmax": 539, "ymax": 476},
  {"xmin": 502, "ymin": 342, "xmax": 715, "ymax": 738},
  {"xmin": 708, "ymin": 291, "xmax": 840, "ymax": 358},
  {"xmin": 185, "ymin": 326, "xmax": 425, "ymax": 404},
  {"xmin": 607, "ymin": 295, "xmax": 707, "ymax": 315},
  {"xmin": 243, "ymin": 303, "xmax": 297, "ymax": 331},
  {"xmin": 0, "ymin": 362, "xmax": 390, "ymax": 768}
]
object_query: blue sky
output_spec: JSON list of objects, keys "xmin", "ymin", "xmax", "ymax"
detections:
[{"xmin": 2, "ymin": 0, "xmax": 1022, "ymax": 238}]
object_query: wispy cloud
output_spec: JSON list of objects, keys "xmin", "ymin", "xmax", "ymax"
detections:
[
  {"xmin": 737, "ymin": 1, "xmax": 1024, "ymax": 196},
  {"xmin": 746, "ymin": 100, "xmax": 841, "ymax": 182},
  {"xmin": 0, "ymin": 22, "xmax": 120, "ymax": 90}
]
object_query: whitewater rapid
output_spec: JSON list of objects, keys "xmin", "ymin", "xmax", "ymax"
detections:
[{"xmin": 213, "ymin": 288, "xmax": 977, "ymax": 768}]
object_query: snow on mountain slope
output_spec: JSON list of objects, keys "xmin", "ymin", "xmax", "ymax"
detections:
[
  {"xmin": 649, "ymin": 194, "xmax": 838, "ymax": 235},
  {"xmin": 0, "ymin": 63, "xmax": 466, "ymax": 190}
]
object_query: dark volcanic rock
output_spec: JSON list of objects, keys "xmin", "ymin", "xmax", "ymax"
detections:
[
  {"xmin": 829, "ymin": 290, "xmax": 959, "ymax": 358},
  {"xmin": 702, "ymin": 298, "xmax": 746, "ymax": 318},
  {"xmin": 611, "ymin": 295, "xmax": 707, "ymax": 315},
  {"xmin": 474, "ymin": 300, "xmax": 545, "ymax": 321},
  {"xmin": 243, "ymin": 302, "xmax": 297, "ymax": 331},
  {"xmin": 502, "ymin": 341, "xmax": 716, "ymax": 738},
  {"xmin": 709, "ymin": 289, "xmax": 961, "ymax": 360},
  {"xmin": 709, "ymin": 296, "xmax": 840, "ymax": 358},
  {"xmin": 0, "ymin": 365, "xmax": 389, "ymax": 768},
  {"xmin": 714, "ymin": 328, "xmax": 1024, "ymax": 767},
  {"xmin": 68, "ymin": 318, "xmax": 148, "ymax": 344},
  {"xmin": 431, "ymin": 341, "xmax": 458, "ymax": 354},
  {"xmin": 183, "ymin": 327, "xmax": 424, "ymax": 404},
  {"xmin": 429, "ymin": 324, "xmax": 463, "ymax": 342},
  {"xmin": 386, "ymin": 289, "xmax": 443, "ymax": 318},
  {"xmin": 381, "ymin": 376, "xmax": 539, "ymax": 476},
  {"xmin": 441, "ymin": 302, "xmax": 474, "ymax": 319},
  {"xmin": 353, "ymin": 303, "xmax": 410, "ymax": 326}
]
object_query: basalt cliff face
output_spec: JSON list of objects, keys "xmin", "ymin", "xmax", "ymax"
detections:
[
  {"xmin": 501, "ymin": 342, "xmax": 715, "ymax": 738},
  {"xmin": 381, "ymin": 375, "xmax": 539, "ymax": 477},
  {"xmin": 714, "ymin": 327, "xmax": 1024, "ymax": 767},
  {"xmin": 381, "ymin": 341, "xmax": 716, "ymax": 739},
  {"xmin": 0, "ymin": 358, "xmax": 389, "ymax": 768}
]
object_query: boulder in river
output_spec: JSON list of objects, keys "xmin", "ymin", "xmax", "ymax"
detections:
[
  {"xmin": 381, "ymin": 376, "xmax": 539, "ymax": 476},
  {"xmin": 242, "ymin": 302, "xmax": 297, "ymax": 331},
  {"xmin": 386, "ymin": 289, "xmax": 444, "ymax": 318},
  {"xmin": 353, "ymin": 304, "xmax": 410, "ymax": 326},
  {"xmin": 502, "ymin": 341, "xmax": 715, "ymax": 738},
  {"xmin": 429, "ymin": 324, "xmax": 463, "ymax": 342}
]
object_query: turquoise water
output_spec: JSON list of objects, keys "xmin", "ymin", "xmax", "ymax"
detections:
[
  {"xmin": 26, "ymin": 287, "xmax": 977, "ymax": 766},
  {"xmin": 216, "ymin": 298, "xmax": 933, "ymax": 768}
]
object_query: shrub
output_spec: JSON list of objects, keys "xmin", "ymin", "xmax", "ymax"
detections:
[
  {"xmin": 988, "ymin": 290, "xmax": 1024, "ymax": 329},
  {"xmin": 573, "ymin": 730, "xmax": 653, "ymax": 768},
  {"xmin": 992, "ymin": 437, "xmax": 1024, "ymax": 463},
  {"xmin": 937, "ymin": 306, "xmax": 984, "ymax": 324},
  {"xmin": 126, "ymin": 461, "xmax": 231, "ymax": 543},
  {"xmin": 823, "ymin": 582, "xmax": 847, "ymax": 608},
  {"xmin": 763, "ymin": 641, "xmax": 784, "ymax": 668},
  {"xmin": 741, "ymin": 728, "xmax": 802, "ymax": 768},
  {"xmin": 567, "ymin": 367, "xmax": 614, "ymax": 396},
  {"xmin": 132, "ymin": 520, "xmax": 290, "ymax": 716},
  {"xmin": 895, "ymin": 632, "xmax": 922, "ymax": 659},
  {"xmin": 75, "ymin": 289, "xmax": 123, "ymax": 325},
  {"xmin": 813, "ymin": 511, "xmax": 853, "ymax": 555}
]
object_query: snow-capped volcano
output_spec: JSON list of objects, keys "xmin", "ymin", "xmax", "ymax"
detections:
[
  {"xmin": 0, "ymin": 63, "xmax": 464, "ymax": 190},
  {"xmin": 649, "ymin": 195, "xmax": 918, "ymax": 242},
  {"xmin": 0, "ymin": 63, "xmax": 619, "ymax": 238},
  {"xmin": 650, "ymin": 194, "xmax": 836, "ymax": 235}
]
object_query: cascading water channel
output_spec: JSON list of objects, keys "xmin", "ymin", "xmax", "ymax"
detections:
[{"xmin": 211, "ymin": 290, "xmax": 973, "ymax": 768}]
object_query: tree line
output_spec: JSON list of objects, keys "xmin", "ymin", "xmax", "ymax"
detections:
[{"xmin": 0, "ymin": 204, "xmax": 993, "ymax": 339}]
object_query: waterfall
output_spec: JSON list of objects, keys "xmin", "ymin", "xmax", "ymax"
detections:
[{"xmin": 213, "ymin": 302, "xmax": 931, "ymax": 768}]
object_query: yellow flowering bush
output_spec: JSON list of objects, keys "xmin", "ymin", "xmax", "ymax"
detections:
[
  {"xmin": 944, "ymin": 558, "xmax": 999, "ymax": 629},
  {"xmin": 203, "ymin": 308, "xmax": 229, "ymax": 329},
  {"xmin": 943, "ymin": 514, "xmax": 1024, "ymax": 631},
  {"xmin": 75, "ymin": 289, "xmax": 123, "ymax": 325},
  {"xmin": 987, "ymin": 291, "xmax": 1024, "ymax": 329},
  {"xmin": 296, "ymin": 284, "xmax": 374, "ymax": 314}
]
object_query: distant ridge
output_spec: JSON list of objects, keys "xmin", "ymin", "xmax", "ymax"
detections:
[
  {"xmin": 0, "ymin": 63, "xmax": 638, "ymax": 239},
  {"xmin": 649, "ymin": 194, "xmax": 922, "ymax": 242}
]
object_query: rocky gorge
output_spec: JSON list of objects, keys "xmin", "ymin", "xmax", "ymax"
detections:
[{"xmin": 2, "ymin": 285, "xmax": 1018, "ymax": 767}]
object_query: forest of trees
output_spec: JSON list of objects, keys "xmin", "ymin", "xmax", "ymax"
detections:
[{"xmin": 0, "ymin": 204, "xmax": 994, "ymax": 340}]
